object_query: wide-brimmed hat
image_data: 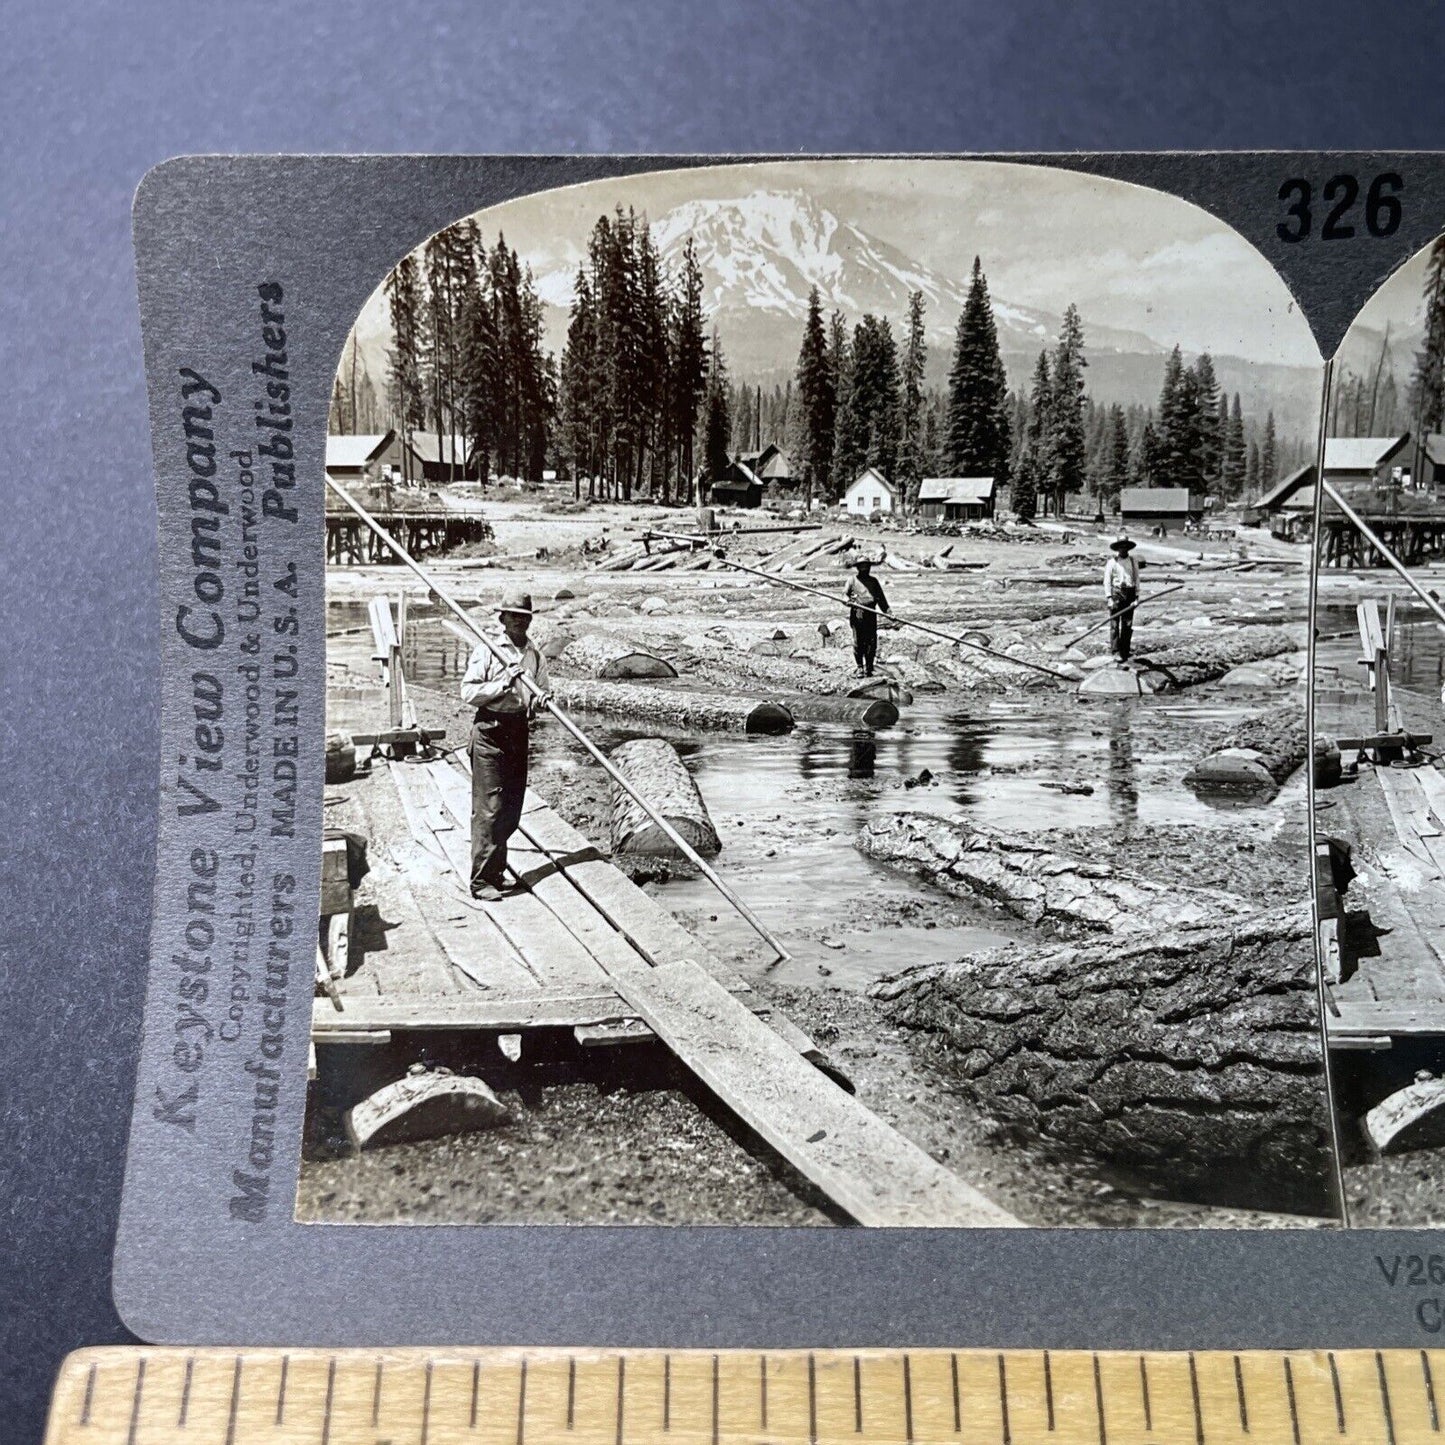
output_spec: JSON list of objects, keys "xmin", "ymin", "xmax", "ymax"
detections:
[
  {"xmin": 1109, "ymin": 535, "xmax": 1136, "ymax": 554},
  {"xmin": 498, "ymin": 589, "xmax": 534, "ymax": 617}
]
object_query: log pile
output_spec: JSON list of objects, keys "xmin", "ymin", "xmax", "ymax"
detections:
[
  {"xmin": 550, "ymin": 678, "xmax": 795, "ymax": 734},
  {"xmin": 869, "ymin": 908, "xmax": 1330, "ymax": 1213},
  {"xmin": 857, "ymin": 811, "xmax": 1253, "ymax": 937},
  {"xmin": 1184, "ymin": 706, "xmax": 1308, "ymax": 797},
  {"xmin": 608, "ymin": 738, "xmax": 721, "ymax": 857},
  {"xmin": 1136, "ymin": 625, "xmax": 1303, "ymax": 689}
]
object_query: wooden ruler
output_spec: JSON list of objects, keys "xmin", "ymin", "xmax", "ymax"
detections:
[{"xmin": 41, "ymin": 1347, "xmax": 1445, "ymax": 1445}]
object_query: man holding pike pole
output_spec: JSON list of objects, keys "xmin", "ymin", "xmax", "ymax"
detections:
[
  {"xmin": 844, "ymin": 554, "xmax": 891, "ymax": 677},
  {"xmin": 460, "ymin": 589, "xmax": 550, "ymax": 902},
  {"xmin": 1103, "ymin": 534, "xmax": 1140, "ymax": 664}
]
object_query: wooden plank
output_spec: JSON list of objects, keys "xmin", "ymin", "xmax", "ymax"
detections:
[
  {"xmin": 1413, "ymin": 763, "xmax": 1445, "ymax": 830},
  {"xmin": 320, "ymin": 837, "xmax": 352, "ymax": 915},
  {"xmin": 313, "ymin": 989, "xmax": 639, "ymax": 1034},
  {"xmin": 369, "ymin": 596, "xmax": 399, "ymax": 656},
  {"xmin": 1376, "ymin": 767, "xmax": 1438, "ymax": 869},
  {"xmin": 1329, "ymin": 999, "xmax": 1445, "ymax": 1038},
  {"xmin": 616, "ymin": 959, "xmax": 1020, "ymax": 1227}
]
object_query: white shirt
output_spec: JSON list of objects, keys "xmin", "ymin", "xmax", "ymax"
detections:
[
  {"xmin": 1103, "ymin": 555, "xmax": 1139, "ymax": 598},
  {"xmin": 460, "ymin": 630, "xmax": 549, "ymax": 715}
]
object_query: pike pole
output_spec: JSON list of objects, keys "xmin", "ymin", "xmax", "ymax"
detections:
[
  {"xmin": 325, "ymin": 477, "xmax": 791, "ymax": 968},
  {"xmin": 642, "ymin": 529, "xmax": 1076, "ymax": 682}
]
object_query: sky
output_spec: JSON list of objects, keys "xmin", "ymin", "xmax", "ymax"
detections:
[{"xmin": 352, "ymin": 158, "xmax": 1324, "ymax": 370}]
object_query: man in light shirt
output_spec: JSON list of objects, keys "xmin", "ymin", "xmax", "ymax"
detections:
[
  {"xmin": 1103, "ymin": 534, "xmax": 1140, "ymax": 663},
  {"xmin": 460, "ymin": 589, "xmax": 550, "ymax": 901}
]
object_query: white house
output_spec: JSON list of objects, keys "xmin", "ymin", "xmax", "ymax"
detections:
[{"xmin": 844, "ymin": 466, "xmax": 896, "ymax": 516}]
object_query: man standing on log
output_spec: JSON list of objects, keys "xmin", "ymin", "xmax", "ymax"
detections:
[
  {"xmin": 461, "ymin": 589, "xmax": 550, "ymax": 901},
  {"xmin": 845, "ymin": 555, "xmax": 891, "ymax": 677},
  {"xmin": 1103, "ymin": 534, "xmax": 1140, "ymax": 664}
]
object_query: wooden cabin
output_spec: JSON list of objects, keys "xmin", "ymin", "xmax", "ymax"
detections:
[
  {"xmin": 405, "ymin": 430, "xmax": 483, "ymax": 483},
  {"xmin": 844, "ymin": 466, "xmax": 897, "ymax": 517},
  {"xmin": 917, "ymin": 476, "xmax": 996, "ymax": 523},
  {"xmin": 325, "ymin": 430, "xmax": 401, "ymax": 484},
  {"xmin": 1119, "ymin": 486, "xmax": 1200, "ymax": 533}
]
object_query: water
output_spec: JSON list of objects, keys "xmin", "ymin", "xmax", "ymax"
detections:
[{"xmin": 330, "ymin": 601, "xmax": 1283, "ymax": 988}]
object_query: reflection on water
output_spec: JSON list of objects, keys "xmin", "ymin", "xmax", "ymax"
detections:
[{"xmin": 331, "ymin": 602, "xmax": 1293, "ymax": 985}]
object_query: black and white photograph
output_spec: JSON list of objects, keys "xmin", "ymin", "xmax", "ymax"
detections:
[
  {"xmin": 300, "ymin": 158, "xmax": 1334, "ymax": 1228},
  {"xmin": 1307, "ymin": 231, "xmax": 1445, "ymax": 1227}
]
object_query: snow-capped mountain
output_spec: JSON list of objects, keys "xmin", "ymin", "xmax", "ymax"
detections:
[{"xmin": 530, "ymin": 188, "xmax": 1165, "ymax": 373}]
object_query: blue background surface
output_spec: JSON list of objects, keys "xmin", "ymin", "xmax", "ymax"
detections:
[{"xmin": 4, "ymin": 3, "xmax": 1445, "ymax": 1440}]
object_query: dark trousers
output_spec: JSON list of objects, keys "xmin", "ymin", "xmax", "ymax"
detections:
[
  {"xmin": 1109, "ymin": 586, "xmax": 1138, "ymax": 661},
  {"xmin": 470, "ymin": 712, "xmax": 529, "ymax": 892},
  {"xmin": 850, "ymin": 611, "xmax": 878, "ymax": 673}
]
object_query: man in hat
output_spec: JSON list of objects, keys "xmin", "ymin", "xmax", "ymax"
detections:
[
  {"xmin": 844, "ymin": 555, "xmax": 891, "ymax": 677},
  {"xmin": 1103, "ymin": 535, "xmax": 1141, "ymax": 663},
  {"xmin": 460, "ymin": 590, "xmax": 550, "ymax": 901}
]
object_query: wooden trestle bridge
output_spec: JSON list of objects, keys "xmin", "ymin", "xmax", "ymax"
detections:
[{"xmin": 325, "ymin": 509, "xmax": 492, "ymax": 565}]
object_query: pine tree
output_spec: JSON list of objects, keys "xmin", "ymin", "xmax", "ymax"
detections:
[
  {"xmin": 1261, "ymin": 411, "xmax": 1278, "ymax": 486},
  {"xmin": 1046, "ymin": 304, "xmax": 1087, "ymax": 515},
  {"xmin": 384, "ymin": 254, "xmax": 426, "ymax": 484},
  {"xmin": 1192, "ymin": 353, "xmax": 1221, "ymax": 489},
  {"xmin": 1013, "ymin": 349, "xmax": 1051, "ymax": 522},
  {"xmin": 944, "ymin": 257, "xmax": 1011, "ymax": 486},
  {"xmin": 795, "ymin": 286, "xmax": 835, "ymax": 508},
  {"xmin": 1410, "ymin": 235, "xmax": 1445, "ymax": 444},
  {"xmin": 1131, "ymin": 418, "xmax": 1162, "ymax": 487},
  {"xmin": 897, "ymin": 291, "xmax": 927, "ymax": 513},
  {"xmin": 1104, "ymin": 404, "xmax": 1130, "ymax": 504},
  {"xmin": 668, "ymin": 237, "xmax": 708, "ymax": 502},
  {"xmin": 702, "ymin": 329, "xmax": 731, "ymax": 485},
  {"xmin": 1223, "ymin": 393, "xmax": 1247, "ymax": 499},
  {"xmin": 1246, "ymin": 439, "xmax": 1261, "ymax": 492}
]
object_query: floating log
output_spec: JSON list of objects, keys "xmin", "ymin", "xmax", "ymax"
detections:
[
  {"xmin": 1137, "ymin": 625, "xmax": 1302, "ymax": 689},
  {"xmin": 786, "ymin": 695, "xmax": 899, "ymax": 728},
  {"xmin": 344, "ymin": 1065, "xmax": 511, "ymax": 1149},
  {"xmin": 1184, "ymin": 706, "xmax": 1308, "ymax": 797},
  {"xmin": 562, "ymin": 633, "xmax": 679, "ymax": 680},
  {"xmin": 849, "ymin": 677, "xmax": 914, "ymax": 707},
  {"xmin": 870, "ymin": 907, "xmax": 1329, "ymax": 1214},
  {"xmin": 550, "ymin": 678, "xmax": 795, "ymax": 734},
  {"xmin": 1364, "ymin": 1078, "xmax": 1445, "ymax": 1154},
  {"xmin": 857, "ymin": 811, "xmax": 1253, "ymax": 937},
  {"xmin": 608, "ymin": 738, "xmax": 722, "ymax": 858}
]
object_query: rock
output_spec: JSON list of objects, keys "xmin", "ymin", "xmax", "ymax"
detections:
[
  {"xmin": 1219, "ymin": 663, "xmax": 1280, "ymax": 690},
  {"xmin": 640, "ymin": 596, "xmax": 669, "ymax": 615},
  {"xmin": 554, "ymin": 585, "xmax": 577, "ymax": 600}
]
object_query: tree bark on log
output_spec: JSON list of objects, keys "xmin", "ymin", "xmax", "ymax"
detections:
[
  {"xmin": 608, "ymin": 738, "xmax": 722, "ymax": 857},
  {"xmin": 1184, "ymin": 706, "xmax": 1308, "ymax": 796},
  {"xmin": 858, "ymin": 811, "xmax": 1254, "ymax": 937},
  {"xmin": 786, "ymin": 696, "xmax": 899, "ymax": 728},
  {"xmin": 869, "ymin": 908, "xmax": 1330, "ymax": 1212},
  {"xmin": 1137, "ymin": 625, "xmax": 1302, "ymax": 689},
  {"xmin": 551, "ymin": 678, "xmax": 795, "ymax": 734},
  {"xmin": 562, "ymin": 633, "xmax": 679, "ymax": 680}
]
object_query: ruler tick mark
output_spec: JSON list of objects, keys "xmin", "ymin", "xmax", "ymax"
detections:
[
  {"xmin": 760, "ymin": 1355, "xmax": 768, "ymax": 1431},
  {"xmin": 1283, "ymin": 1358, "xmax": 1301, "ymax": 1445},
  {"xmin": 951, "ymin": 1353, "xmax": 961, "ymax": 1434},
  {"xmin": 421, "ymin": 1360, "xmax": 434, "ymax": 1445},
  {"xmin": 808, "ymin": 1353, "xmax": 818, "ymax": 1445},
  {"xmin": 224, "ymin": 1358, "xmax": 242, "ymax": 1445},
  {"xmin": 178, "ymin": 1357, "xmax": 194, "ymax": 1429},
  {"xmin": 517, "ymin": 1357, "xmax": 528, "ymax": 1445},
  {"xmin": 126, "ymin": 1358, "xmax": 145, "ymax": 1445},
  {"xmin": 372, "ymin": 1360, "xmax": 384, "ymax": 1428},
  {"xmin": 79, "ymin": 1362, "xmax": 97, "ymax": 1427},
  {"xmin": 320, "ymin": 1358, "xmax": 336, "ymax": 1445},
  {"xmin": 1139, "ymin": 1356, "xmax": 1153, "ymax": 1433},
  {"xmin": 473, "ymin": 1361, "xmax": 482, "ymax": 1430},
  {"xmin": 853, "ymin": 1356, "xmax": 863, "ymax": 1433},
  {"xmin": 1378, "ymin": 1351, "xmax": 1399, "ymax": 1445},
  {"xmin": 1188, "ymin": 1352, "xmax": 1204, "ymax": 1445},
  {"xmin": 277, "ymin": 1354, "xmax": 290, "ymax": 1426},
  {"xmin": 903, "ymin": 1353, "xmax": 914, "ymax": 1444},
  {"xmin": 1423, "ymin": 1350, "xmax": 1440, "ymax": 1431},
  {"xmin": 998, "ymin": 1355, "xmax": 1011, "ymax": 1445},
  {"xmin": 1329, "ymin": 1352, "xmax": 1346, "ymax": 1433},
  {"xmin": 711, "ymin": 1355, "xmax": 718, "ymax": 1445},
  {"xmin": 568, "ymin": 1357, "xmax": 576, "ymax": 1431},
  {"xmin": 1044, "ymin": 1351, "xmax": 1055, "ymax": 1432},
  {"xmin": 1234, "ymin": 1355, "xmax": 1249, "ymax": 1433},
  {"xmin": 1093, "ymin": 1354, "xmax": 1107, "ymax": 1445},
  {"xmin": 615, "ymin": 1356, "xmax": 624, "ymax": 1445}
]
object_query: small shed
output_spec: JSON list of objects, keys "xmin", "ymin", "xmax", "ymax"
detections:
[
  {"xmin": 405, "ymin": 431, "xmax": 482, "ymax": 483},
  {"xmin": 709, "ymin": 460, "xmax": 763, "ymax": 508},
  {"xmin": 325, "ymin": 430, "xmax": 400, "ymax": 483},
  {"xmin": 1119, "ymin": 487, "xmax": 1200, "ymax": 533},
  {"xmin": 917, "ymin": 476, "xmax": 996, "ymax": 523},
  {"xmin": 844, "ymin": 467, "xmax": 896, "ymax": 517}
]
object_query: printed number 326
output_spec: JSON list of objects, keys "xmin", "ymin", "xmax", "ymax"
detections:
[{"xmin": 1278, "ymin": 173, "xmax": 1404, "ymax": 243}]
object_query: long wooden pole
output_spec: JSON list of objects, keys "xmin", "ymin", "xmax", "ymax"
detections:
[
  {"xmin": 325, "ymin": 477, "xmax": 791, "ymax": 967},
  {"xmin": 1067, "ymin": 582, "xmax": 1188, "ymax": 647},
  {"xmin": 642, "ymin": 529, "xmax": 1075, "ymax": 681}
]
